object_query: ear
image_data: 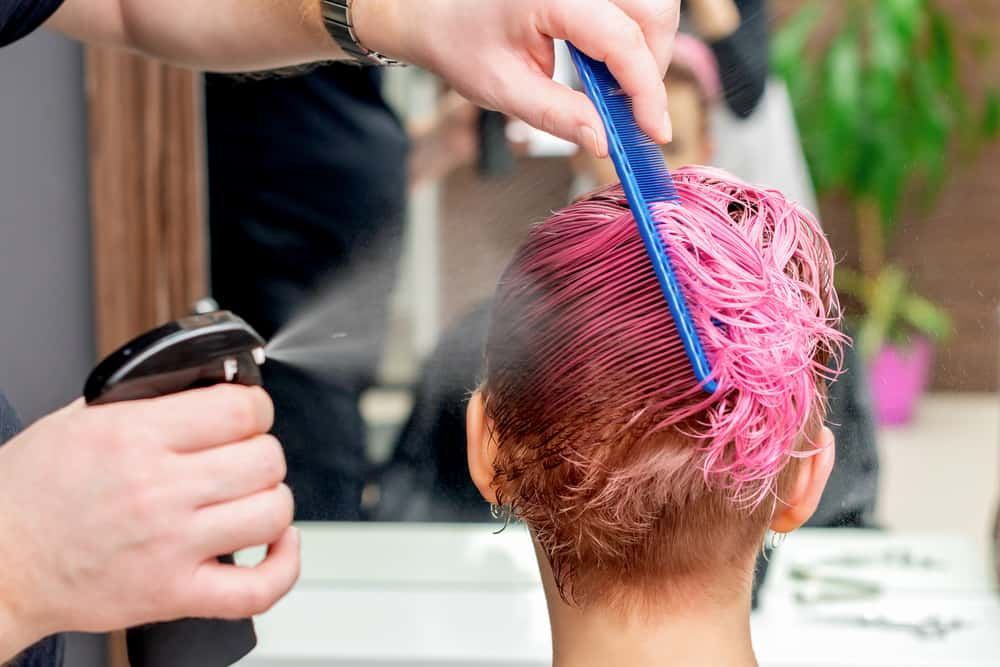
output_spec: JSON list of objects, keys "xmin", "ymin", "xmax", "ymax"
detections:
[
  {"xmin": 770, "ymin": 426, "xmax": 835, "ymax": 534},
  {"xmin": 466, "ymin": 391, "xmax": 499, "ymax": 505}
]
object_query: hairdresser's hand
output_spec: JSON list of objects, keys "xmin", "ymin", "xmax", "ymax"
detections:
[
  {"xmin": 353, "ymin": 0, "xmax": 679, "ymax": 157},
  {"xmin": 0, "ymin": 386, "xmax": 297, "ymax": 658}
]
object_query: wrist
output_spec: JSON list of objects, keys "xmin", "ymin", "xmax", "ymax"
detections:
[
  {"xmin": 0, "ymin": 489, "xmax": 54, "ymax": 658},
  {"xmin": 349, "ymin": 0, "xmax": 416, "ymax": 65},
  {"xmin": 0, "ymin": 574, "xmax": 48, "ymax": 662}
]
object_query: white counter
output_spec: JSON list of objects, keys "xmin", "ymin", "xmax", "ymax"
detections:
[{"xmin": 237, "ymin": 524, "xmax": 1000, "ymax": 667}]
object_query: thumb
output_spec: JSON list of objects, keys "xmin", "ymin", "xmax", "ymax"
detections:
[
  {"xmin": 188, "ymin": 526, "xmax": 301, "ymax": 619},
  {"xmin": 498, "ymin": 69, "xmax": 608, "ymax": 158}
]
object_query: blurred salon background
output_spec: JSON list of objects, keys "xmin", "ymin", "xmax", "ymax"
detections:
[{"xmin": 2, "ymin": 0, "xmax": 999, "ymax": 665}]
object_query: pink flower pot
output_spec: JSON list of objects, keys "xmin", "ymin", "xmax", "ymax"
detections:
[{"xmin": 868, "ymin": 337, "xmax": 933, "ymax": 426}]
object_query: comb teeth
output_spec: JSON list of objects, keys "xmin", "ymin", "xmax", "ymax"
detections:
[
  {"xmin": 584, "ymin": 57, "xmax": 679, "ymax": 205},
  {"xmin": 568, "ymin": 43, "xmax": 716, "ymax": 393}
]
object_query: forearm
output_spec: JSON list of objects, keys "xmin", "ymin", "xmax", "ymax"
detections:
[
  {"xmin": 47, "ymin": 0, "xmax": 351, "ymax": 71},
  {"xmin": 0, "ymin": 618, "xmax": 34, "ymax": 665}
]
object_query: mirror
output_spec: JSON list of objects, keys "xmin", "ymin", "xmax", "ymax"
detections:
[{"xmin": 204, "ymin": 2, "xmax": 1000, "ymax": 664}]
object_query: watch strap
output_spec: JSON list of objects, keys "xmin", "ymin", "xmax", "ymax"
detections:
[{"xmin": 320, "ymin": 0, "xmax": 403, "ymax": 67}]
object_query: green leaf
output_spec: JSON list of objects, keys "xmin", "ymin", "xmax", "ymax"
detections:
[
  {"xmin": 834, "ymin": 266, "xmax": 870, "ymax": 303},
  {"xmin": 872, "ymin": 2, "xmax": 905, "ymax": 76},
  {"xmin": 772, "ymin": 3, "xmax": 826, "ymax": 77},
  {"xmin": 884, "ymin": 0, "xmax": 925, "ymax": 49},
  {"xmin": 928, "ymin": 11, "xmax": 957, "ymax": 89},
  {"xmin": 873, "ymin": 155, "xmax": 904, "ymax": 237},
  {"xmin": 899, "ymin": 294, "xmax": 953, "ymax": 340},
  {"xmin": 776, "ymin": 0, "xmax": 995, "ymax": 292},
  {"xmin": 983, "ymin": 89, "xmax": 1000, "ymax": 138},
  {"xmin": 857, "ymin": 266, "xmax": 909, "ymax": 358},
  {"xmin": 827, "ymin": 27, "xmax": 862, "ymax": 112}
]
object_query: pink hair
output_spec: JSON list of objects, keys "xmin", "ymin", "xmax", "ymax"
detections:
[
  {"xmin": 669, "ymin": 33, "xmax": 721, "ymax": 104},
  {"xmin": 482, "ymin": 166, "xmax": 845, "ymax": 603}
]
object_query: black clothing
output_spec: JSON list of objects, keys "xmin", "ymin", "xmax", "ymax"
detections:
[
  {"xmin": 0, "ymin": 394, "xmax": 66, "ymax": 666},
  {"xmin": 806, "ymin": 329, "xmax": 880, "ymax": 528},
  {"xmin": 206, "ymin": 64, "xmax": 408, "ymax": 520},
  {"xmin": 372, "ymin": 302, "xmax": 494, "ymax": 522},
  {"xmin": 681, "ymin": 0, "xmax": 768, "ymax": 118},
  {"xmin": 710, "ymin": 0, "xmax": 768, "ymax": 118},
  {"xmin": 0, "ymin": 0, "xmax": 64, "ymax": 47}
]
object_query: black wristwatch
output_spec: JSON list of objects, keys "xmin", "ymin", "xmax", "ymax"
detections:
[{"xmin": 320, "ymin": 0, "xmax": 403, "ymax": 66}]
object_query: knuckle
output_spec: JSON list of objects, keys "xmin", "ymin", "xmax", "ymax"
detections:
[
  {"xmin": 223, "ymin": 389, "xmax": 258, "ymax": 432},
  {"xmin": 537, "ymin": 105, "xmax": 562, "ymax": 137},
  {"xmin": 249, "ymin": 584, "xmax": 279, "ymax": 615},
  {"xmin": 258, "ymin": 436, "xmax": 287, "ymax": 483},
  {"xmin": 235, "ymin": 582, "xmax": 270, "ymax": 617},
  {"xmin": 647, "ymin": 1, "xmax": 679, "ymax": 27},
  {"xmin": 259, "ymin": 485, "xmax": 295, "ymax": 538},
  {"xmin": 250, "ymin": 387, "xmax": 275, "ymax": 430},
  {"xmin": 274, "ymin": 484, "xmax": 295, "ymax": 528},
  {"xmin": 477, "ymin": 70, "xmax": 508, "ymax": 113},
  {"xmin": 623, "ymin": 21, "xmax": 645, "ymax": 50}
]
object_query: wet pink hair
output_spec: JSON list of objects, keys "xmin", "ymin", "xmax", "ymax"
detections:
[{"xmin": 481, "ymin": 166, "xmax": 844, "ymax": 605}]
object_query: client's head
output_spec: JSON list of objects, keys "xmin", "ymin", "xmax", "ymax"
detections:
[{"xmin": 467, "ymin": 166, "xmax": 845, "ymax": 613}]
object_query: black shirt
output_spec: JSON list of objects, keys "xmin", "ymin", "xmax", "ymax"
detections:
[
  {"xmin": 708, "ymin": 0, "xmax": 768, "ymax": 118},
  {"xmin": 0, "ymin": 0, "xmax": 65, "ymax": 47},
  {"xmin": 205, "ymin": 65, "xmax": 409, "ymax": 520},
  {"xmin": 680, "ymin": 0, "xmax": 767, "ymax": 118}
]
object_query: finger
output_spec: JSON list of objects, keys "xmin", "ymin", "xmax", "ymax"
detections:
[
  {"xmin": 183, "ymin": 434, "xmax": 287, "ymax": 508},
  {"xmin": 610, "ymin": 0, "xmax": 681, "ymax": 72},
  {"xmin": 499, "ymin": 67, "xmax": 608, "ymax": 157},
  {"xmin": 191, "ymin": 483, "xmax": 295, "ymax": 557},
  {"xmin": 189, "ymin": 526, "xmax": 301, "ymax": 619},
  {"xmin": 537, "ymin": 0, "xmax": 671, "ymax": 143},
  {"xmin": 91, "ymin": 384, "xmax": 274, "ymax": 453}
]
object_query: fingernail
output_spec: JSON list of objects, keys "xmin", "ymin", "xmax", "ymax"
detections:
[
  {"xmin": 577, "ymin": 125, "xmax": 601, "ymax": 157},
  {"xmin": 661, "ymin": 112, "xmax": 673, "ymax": 144}
]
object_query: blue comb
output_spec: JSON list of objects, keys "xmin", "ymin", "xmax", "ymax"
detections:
[{"xmin": 567, "ymin": 43, "xmax": 717, "ymax": 393}]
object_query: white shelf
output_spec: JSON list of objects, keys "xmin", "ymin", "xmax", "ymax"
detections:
[{"xmin": 237, "ymin": 524, "xmax": 1000, "ymax": 667}]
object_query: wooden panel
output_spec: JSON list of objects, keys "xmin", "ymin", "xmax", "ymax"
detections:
[
  {"xmin": 85, "ymin": 47, "xmax": 207, "ymax": 358},
  {"xmin": 84, "ymin": 46, "xmax": 207, "ymax": 667}
]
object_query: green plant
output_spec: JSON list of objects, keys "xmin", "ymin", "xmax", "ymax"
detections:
[
  {"xmin": 837, "ymin": 265, "xmax": 951, "ymax": 360},
  {"xmin": 773, "ymin": 0, "xmax": 997, "ymax": 355}
]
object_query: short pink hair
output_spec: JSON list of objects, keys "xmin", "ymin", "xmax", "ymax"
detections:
[{"xmin": 481, "ymin": 166, "xmax": 844, "ymax": 606}]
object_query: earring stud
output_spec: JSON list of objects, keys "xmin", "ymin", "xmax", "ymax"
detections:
[{"xmin": 765, "ymin": 530, "xmax": 787, "ymax": 551}]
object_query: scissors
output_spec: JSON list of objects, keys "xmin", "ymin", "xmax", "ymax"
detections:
[{"xmin": 818, "ymin": 612, "xmax": 968, "ymax": 639}]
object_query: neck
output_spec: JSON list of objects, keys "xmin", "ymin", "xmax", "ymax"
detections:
[{"xmin": 539, "ymin": 561, "xmax": 757, "ymax": 667}]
